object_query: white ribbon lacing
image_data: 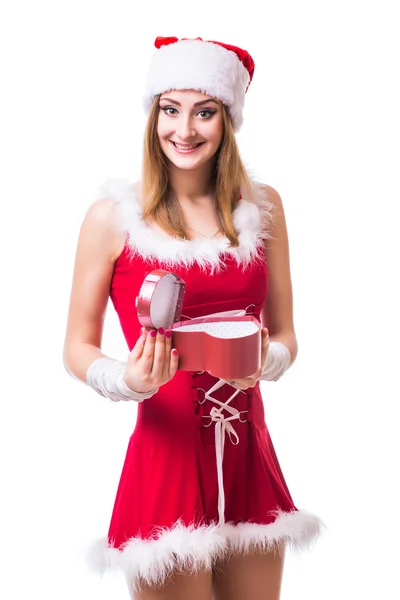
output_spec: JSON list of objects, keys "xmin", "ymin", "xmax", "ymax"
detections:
[
  {"xmin": 200, "ymin": 378, "xmax": 248, "ymax": 526},
  {"xmin": 182, "ymin": 307, "xmax": 254, "ymax": 526}
]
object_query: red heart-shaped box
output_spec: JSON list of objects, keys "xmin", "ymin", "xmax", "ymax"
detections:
[{"xmin": 136, "ymin": 270, "xmax": 262, "ymax": 380}]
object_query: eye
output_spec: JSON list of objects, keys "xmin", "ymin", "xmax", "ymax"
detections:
[
  {"xmin": 197, "ymin": 110, "xmax": 216, "ymax": 119},
  {"xmin": 160, "ymin": 106, "xmax": 178, "ymax": 115}
]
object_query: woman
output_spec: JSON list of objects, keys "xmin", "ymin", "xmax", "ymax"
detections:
[{"xmin": 63, "ymin": 36, "xmax": 323, "ymax": 600}]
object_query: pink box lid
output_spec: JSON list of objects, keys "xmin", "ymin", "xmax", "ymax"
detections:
[{"xmin": 135, "ymin": 269, "xmax": 186, "ymax": 329}]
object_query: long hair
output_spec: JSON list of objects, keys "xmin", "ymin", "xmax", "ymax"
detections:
[{"xmin": 141, "ymin": 95, "xmax": 252, "ymax": 247}]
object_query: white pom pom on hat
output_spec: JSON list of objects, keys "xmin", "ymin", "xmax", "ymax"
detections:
[{"xmin": 143, "ymin": 36, "xmax": 255, "ymax": 132}]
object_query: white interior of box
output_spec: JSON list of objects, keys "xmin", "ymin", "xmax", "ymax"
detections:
[
  {"xmin": 149, "ymin": 275, "xmax": 258, "ymax": 337},
  {"xmin": 150, "ymin": 274, "xmax": 182, "ymax": 329},
  {"xmin": 175, "ymin": 320, "xmax": 258, "ymax": 338}
]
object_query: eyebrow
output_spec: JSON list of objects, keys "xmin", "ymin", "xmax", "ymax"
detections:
[{"xmin": 159, "ymin": 97, "xmax": 220, "ymax": 107}]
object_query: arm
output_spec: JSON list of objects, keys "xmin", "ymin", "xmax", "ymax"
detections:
[
  {"xmin": 261, "ymin": 185, "xmax": 298, "ymax": 370},
  {"xmin": 63, "ymin": 197, "xmax": 126, "ymax": 382},
  {"xmin": 225, "ymin": 185, "xmax": 297, "ymax": 390},
  {"xmin": 64, "ymin": 191, "xmax": 180, "ymax": 401}
]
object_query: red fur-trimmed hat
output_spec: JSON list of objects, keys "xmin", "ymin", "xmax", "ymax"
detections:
[{"xmin": 143, "ymin": 37, "xmax": 255, "ymax": 132}]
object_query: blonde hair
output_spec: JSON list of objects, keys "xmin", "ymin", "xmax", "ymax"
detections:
[{"xmin": 141, "ymin": 95, "xmax": 252, "ymax": 247}]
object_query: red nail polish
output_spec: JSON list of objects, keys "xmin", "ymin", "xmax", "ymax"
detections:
[
  {"xmin": 150, "ymin": 329, "xmax": 157, "ymax": 337},
  {"xmin": 165, "ymin": 329, "xmax": 171, "ymax": 338},
  {"xmin": 159, "ymin": 327, "xmax": 164, "ymax": 335},
  {"xmin": 172, "ymin": 349, "xmax": 178, "ymax": 356}
]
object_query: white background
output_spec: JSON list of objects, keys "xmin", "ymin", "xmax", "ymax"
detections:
[{"xmin": 1, "ymin": 1, "xmax": 399, "ymax": 598}]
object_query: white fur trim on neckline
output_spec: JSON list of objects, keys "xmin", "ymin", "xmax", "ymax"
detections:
[
  {"xmin": 87, "ymin": 509, "xmax": 324, "ymax": 593},
  {"xmin": 96, "ymin": 177, "xmax": 274, "ymax": 274}
]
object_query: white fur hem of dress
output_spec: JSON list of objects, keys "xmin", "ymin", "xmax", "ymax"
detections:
[{"xmin": 87, "ymin": 509, "xmax": 324, "ymax": 592}]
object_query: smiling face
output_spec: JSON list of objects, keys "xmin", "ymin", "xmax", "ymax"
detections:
[{"xmin": 157, "ymin": 89, "xmax": 224, "ymax": 172}]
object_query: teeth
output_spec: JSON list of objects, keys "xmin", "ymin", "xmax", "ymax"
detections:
[{"xmin": 174, "ymin": 143, "xmax": 200, "ymax": 150}]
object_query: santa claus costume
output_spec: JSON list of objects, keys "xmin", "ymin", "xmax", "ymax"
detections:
[{"xmin": 86, "ymin": 37, "xmax": 324, "ymax": 593}]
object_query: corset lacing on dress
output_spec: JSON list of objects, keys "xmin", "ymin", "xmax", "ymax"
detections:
[
  {"xmin": 197, "ymin": 375, "xmax": 248, "ymax": 525},
  {"xmin": 182, "ymin": 306, "xmax": 255, "ymax": 526}
]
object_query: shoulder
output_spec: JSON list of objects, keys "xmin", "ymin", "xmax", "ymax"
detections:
[
  {"xmin": 252, "ymin": 181, "xmax": 285, "ymax": 222},
  {"xmin": 250, "ymin": 182, "xmax": 283, "ymax": 215},
  {"xmin": 85, "ymin": 196, "xmax": 118, "ymax": 222},
  {"xmin": 240, "ymin": 179, "xmax": 281, "ymax": 214},
  {"xmin": 93, "ymin": 178, "xmax": 142, "ymax": 213},
  {"xmin": 93, "ymin": 178, "xmax": 143, "ymax": 231},
  {"xmin": 260, "ymin": 184, "xmax": 283, "ymax": 209},
  {"xmin": 255, "ymin": 184, "xmax": 289, "ymax": 255},
  {"xmin": 240, "ymin": 181, "xmax": 289, "ymax": 257},
  {"xmin": 83, "ymin": 182, "xmax": 136, "ymax": 262},
  {"xmin": 239, "ymin": 180, "xmax": 284, "ymax": 241}
]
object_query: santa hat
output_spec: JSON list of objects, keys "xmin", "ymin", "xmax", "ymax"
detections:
[{"xmin": 143, "ymin": 37, "xmax": 255, "ymax": 132}]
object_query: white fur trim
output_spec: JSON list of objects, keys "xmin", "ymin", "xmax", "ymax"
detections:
[
  {"xmin": 96, "ymin": 177, "xmax": 274, "ymax": 274},
  {"xmin": 143, "ymin": 40, "xmax": 250, "ymax": 131},
  {"xmin": 87, "ymin": 509, "xmax": 324, "ymax": 592},
  {"xmin": 222, "ymin": 509, "xmax": 323, "ymax": 554}
]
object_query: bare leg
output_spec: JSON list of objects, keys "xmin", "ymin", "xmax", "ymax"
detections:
[
  {"xmin": 131, "ymin": 568, "xmax": 213, "ymax": 600},
  {"xmin": 212, "ymin": 543, "xmax": 285, "ymax": 600}
]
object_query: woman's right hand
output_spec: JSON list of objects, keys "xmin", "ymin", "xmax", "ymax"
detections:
[{"xmin": 123, "ymin": 327, "xmax": 179, "ymax": 394}]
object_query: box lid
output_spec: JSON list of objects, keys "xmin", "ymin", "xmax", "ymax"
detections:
[{"xmin": 135, "ymin": 269, "xmax": 186, "ymax": 329}]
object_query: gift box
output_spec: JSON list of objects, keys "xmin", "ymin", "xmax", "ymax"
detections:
[{"xmin": 135, "ymin": 269, "xmax": 262, "ymax": 380}]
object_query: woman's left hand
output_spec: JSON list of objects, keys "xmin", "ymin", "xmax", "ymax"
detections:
[{"xmin": 224, "ymin": 327, "xmax": 269, "ymax": 390}]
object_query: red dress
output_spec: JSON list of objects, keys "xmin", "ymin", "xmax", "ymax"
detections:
[{"xmin": 88, "ymin": 179, "xmax": 323, "ymax": 592}]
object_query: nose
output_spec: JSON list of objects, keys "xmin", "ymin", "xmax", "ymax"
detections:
[{"xmin": 176, "ymin": 114, "xmax": 196, "ymax": 141}]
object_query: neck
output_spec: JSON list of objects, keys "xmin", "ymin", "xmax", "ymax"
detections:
[{"xmin": 167, "ymin": 160, "xmax": 215, "ymax": 205}]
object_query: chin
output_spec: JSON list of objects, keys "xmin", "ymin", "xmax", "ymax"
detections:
[{"xmin": 172, "ymin": 158, "xmax": 213, "ymax": 171}]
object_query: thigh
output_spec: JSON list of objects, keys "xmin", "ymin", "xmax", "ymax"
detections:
[
  {"xmin": 133, "ymin": 568, "xmax": 213, "ymax": 600},
  {"xmin": 212, "ymin": 544, "xmax": 285, "ymax": 600}
]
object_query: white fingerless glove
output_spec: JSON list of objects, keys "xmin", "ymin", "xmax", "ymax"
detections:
[
  {"xmin": 86, "ymin": 356, "xmax": 159, "ymax": 402},
  {"xmin": 258, "ymin": 341, "xmax": 291, "ymax": 382}
]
